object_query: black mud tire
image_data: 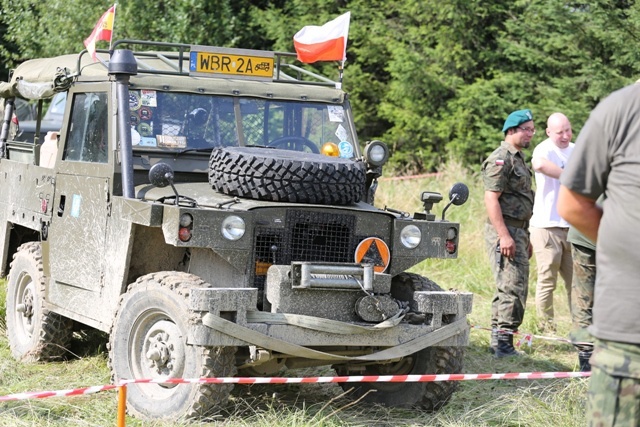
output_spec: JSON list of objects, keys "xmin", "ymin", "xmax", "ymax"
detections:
[
  {"xmin": 336, "ymin": 272, "xmax": 464, "ymax": 411},
  {"xmin": 5, "ymin": 242, "xmax": 73, "ymax": 362},
  {"xmin": 108, "ymin": 272, "xmax": 237, "ymax": 421},
  {"xmin": 208, "ymin": 146, "xmax": 366, "ymax": 205}
]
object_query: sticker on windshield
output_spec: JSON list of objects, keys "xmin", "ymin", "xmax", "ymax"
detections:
[
  {"xmin": 138, "ymin": 122, "xmax": 153, "ymax": 137},
  {"xmin": 129, "ymin": 91, "xmax": 141, "ymax": 111},
  {"xmin": 131, "ymin": 127, "xmax": 141, "ymax": 145},
  {"xmin": 338, "ymin": 141, "xmax": 354, "ymax": 158},
  {"xmin": 335, "ymin": 124, "xmax": 349, "ymax": 142},
  {"xmin": 157, "ymin": 135, "xmax": 187, "ymax": 148},
  {"xmin": 139, "ymin": 107, "xmax": 153, "ymax": 121},
  {"xmin": 327, "ymin": 105, "xmax": 344, "ymax": 122},
  {"xmin": 141, "ymin": 90, "xmax": 157, "ymax": 107},
  {"xmin": 139, "ymin": 137, "xmax": 157, "ymax": 147}
]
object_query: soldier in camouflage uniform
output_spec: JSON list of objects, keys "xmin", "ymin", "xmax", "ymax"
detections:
[
  {"xmin": 588, "ymin": 340, "xmax": 640, "ymax": 425},
  {"xmin": 568, "ymin": 225, "xmax": 596, "ymax": 372},
  {"xmin": 482, "ymin": 109, "xmax": 535, "ymax": 358},
  {"xmin": 558, "ymin": 82, "xmax": 640, "ymax": 426}
]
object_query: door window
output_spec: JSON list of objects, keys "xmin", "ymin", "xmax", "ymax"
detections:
[{"xmin": 63, "ymin": 92, "xmax": 108, "ymax": 163}]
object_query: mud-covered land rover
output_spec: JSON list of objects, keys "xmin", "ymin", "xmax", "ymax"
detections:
[{"xmin": 0, "ymin": 40, "xmax": 472, "ymax": 420}]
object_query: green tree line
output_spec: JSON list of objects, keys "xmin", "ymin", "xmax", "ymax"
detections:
[{"xmin": 2, "ymin": 0, "xmax": 639, "ymax": 173}]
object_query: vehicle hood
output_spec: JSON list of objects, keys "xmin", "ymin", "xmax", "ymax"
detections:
[{"xmin": 136, "ymin": 181, "xmax": 388, "ymax": 215}]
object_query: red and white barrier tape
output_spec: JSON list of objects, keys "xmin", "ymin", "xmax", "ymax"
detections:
[
  {"xmin": 471, "ymin": 325, "xmax": 593, "ymax": 348},
  {"xmin": 0, "ymin": 372, "xmax": 590, "ymax": 402},
  {"xmin": 378, "ymin": 172, "xmax": 440, "ymax": 181},
  {"xmin": 0, "ymin": 384, "xmax": 117, "ymax": 402}
]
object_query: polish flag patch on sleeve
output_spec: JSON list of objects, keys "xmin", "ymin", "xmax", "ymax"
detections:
[{"xmin": 495, "ymin": 159, "xmax": 504, "ymax": 165}]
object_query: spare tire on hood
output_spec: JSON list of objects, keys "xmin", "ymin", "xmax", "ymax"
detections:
[{"xmin": 209, "ymin": 147, "xmax": 366, "ymax": 205}]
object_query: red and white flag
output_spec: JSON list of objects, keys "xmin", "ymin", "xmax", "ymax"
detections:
[
  {"xmin": 293, "ymin": 12, "xmax": 350, "ymax": 64},
  {"xmin": 84, "ymin": 5, "xmax": 116, "ymax": 62}
]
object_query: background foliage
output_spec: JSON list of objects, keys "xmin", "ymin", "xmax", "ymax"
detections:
[{"xmin": 2, "ymin": 0, "xmax": 640, "ymax": 173}]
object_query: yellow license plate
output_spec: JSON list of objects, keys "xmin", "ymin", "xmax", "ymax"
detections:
[{"xmin": 191, "ymin": 51, "xmax": 274, "ymax": 78}]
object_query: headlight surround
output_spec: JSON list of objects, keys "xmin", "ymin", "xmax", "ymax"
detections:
[
  {"xmin": 363, "ymin": 140, "xmax": 390, "ymax": 167},
  {"xmin": 221, "ymin": 215, "xmax": 246, "ymax": 241},
  {"xmin": 400, "ymin": 224, "xmax": 422, "ymax": 249}
]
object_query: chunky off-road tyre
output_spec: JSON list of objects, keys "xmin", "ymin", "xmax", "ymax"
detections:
[
  {"xmin": 108, "ymin": 272, "xmax": 237, "ymax": 420},
  {"xmin": 5, "ymin": 242, "xmax": 73, "ymax": 362},
  {"xmin": 336, "ymin": 272, "xmax": 464, "ymax": 411},
  {"xmin": 209, "ymin": 147, "xmax": 366, "ymax": 205}
]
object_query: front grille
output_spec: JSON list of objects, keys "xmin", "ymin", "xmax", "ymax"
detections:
[
  {"xmin": 253, "ymin": 210, "xmax": 358, "ymax": 289},
  {"xmin": 288, "ymin": 210, "xmax": 355, "ymax": 263}
]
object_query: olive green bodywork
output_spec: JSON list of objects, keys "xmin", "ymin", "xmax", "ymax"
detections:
[{"xmin": 0, "ymin": 40, "xmax": 473, "ymax": 418}]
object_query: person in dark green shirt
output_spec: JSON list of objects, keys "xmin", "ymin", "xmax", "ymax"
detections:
[{"xmin": 482, "ymin": 109, "xmax": 535, "ymax": 358}]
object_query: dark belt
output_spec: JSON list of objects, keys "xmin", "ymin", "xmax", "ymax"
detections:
[{"xmin": 503, "ymin": 217, "xmax": 529, "ymax": 229}]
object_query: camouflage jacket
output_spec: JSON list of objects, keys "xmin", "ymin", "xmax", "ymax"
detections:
[{"xmin": 482, "ymin": 141, "xmax": 534, "ymax": 221}]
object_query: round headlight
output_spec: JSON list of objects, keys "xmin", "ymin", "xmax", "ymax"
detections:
[
  {"xmin": 364, "ymin": 140, "xmax": 390, "ymax": 167},
  {"xmin": 369, "ymin": 145, "xmax": 386, "ymax": 162},
  {"xmin": 400, "ymin": 225, "xmax": 422, "ymax": 249},
  {"xmin": 221, "ymin": 215, "xmax": 245, "ymax": 241},
  {"xmin": 447, "ymin": 227, "xmax": 458, "ymax": 240},
  {"xmin": 179, "ymin": 213, "xmax": 193, "ymax": 227}
]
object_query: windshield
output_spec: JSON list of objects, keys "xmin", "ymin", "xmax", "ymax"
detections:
[{"xmin": 129, "ymin": 90, "xmax": 358, "ymax": 158}]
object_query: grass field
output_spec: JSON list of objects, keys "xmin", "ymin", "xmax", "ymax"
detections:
[{"xmin": 0, "ymin": 162, "xmax": 588, "ymax": 426}]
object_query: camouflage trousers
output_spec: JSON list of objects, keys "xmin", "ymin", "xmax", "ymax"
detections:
[
  {"xmin": 588, "ymin": 339, "xmax": 640, "ymax": 426},
  {"xmin": 570, "ymin": 243, "xmax": 596, "ymax": 353},
  {"xmin": 485, "ymin": 222, "xmax": 530, "ymax": 331}
]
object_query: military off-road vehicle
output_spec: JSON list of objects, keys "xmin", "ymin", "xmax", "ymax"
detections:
[{"xmin": 0, "ymin": 40, "xmax": 472, "ymax": 420}]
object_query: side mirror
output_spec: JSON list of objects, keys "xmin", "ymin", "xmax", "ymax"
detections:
[
  {"xmin": 149, "ymin": 162, "xmax": 175, "ymax": 188},
  {"xmin": 441, "ymin": 182, "xmax": 469, "ymax": 220},
  {"xmin": 449, "ymin": 182, "xmax": 469, "ymax": 206}
]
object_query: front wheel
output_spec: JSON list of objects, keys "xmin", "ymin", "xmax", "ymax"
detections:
[
  {"xmin": 335, "ymin": 272, "xmax": 464, "ymax": 411},
  {"xmin": 108, "ymin": 272, "xmax": 236, "ymax": 420},
  {"xmin": 335, "ymin": 346, "xmax": 464, "ymax": 411},
  {"xmin": 6, "ymin": 242, "xmax": 73, "ymax": 362}
]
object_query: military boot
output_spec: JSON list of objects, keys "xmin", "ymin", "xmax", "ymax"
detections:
[
  {"xmin": 495, "ymin": 332, "xmax": 522, "ymax": 358},
  {"xmin": 489, "ymin": 329, "xmax": 498, "ymax": 354},
  {"xmin": 578, "ymin": 351, "xmax": 592, "ymax": 372}
]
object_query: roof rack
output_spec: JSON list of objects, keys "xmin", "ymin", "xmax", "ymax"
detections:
[{"xmin": 83, "ymin": 39, "xmax": 337, "ymax": 87}]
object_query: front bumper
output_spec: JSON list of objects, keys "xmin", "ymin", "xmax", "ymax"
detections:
[{"xmin": 187, "ymin": 262, "xmax": 473, "ymax": 354}]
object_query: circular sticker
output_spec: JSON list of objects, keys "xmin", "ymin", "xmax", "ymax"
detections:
[
  {"xmin": 129, "ymin": 92, "xmax": 141, "ymax": 111},
  {"xmin": 129, "ymin": 113, "xmax": 140, "ymax": 126},
  {"xmin": 338, "ymin": 141, "xmax": 354, "ymax": 158},
  {"xmin": 137, "ymin": 122, "xmax": 152, "ymax": 137},
  {"xmin": 355, "ymin": 237, "xmax": 391, "ymax": 273},
  {"xmin": 131, "ymin": 127, "xmax": 141, "ymax": 145},
  {"xmin": 139, "ymin": 106, "xmax": 153, "ymax": 121}
]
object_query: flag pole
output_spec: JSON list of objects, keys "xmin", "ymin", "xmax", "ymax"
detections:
[
  {"xmin": 109, "ymin": 3, "xmax": 117, "ymax": 52},
  {"xmin": 337, "ymin": 60, "xmax": 344, "ymax": 90}
]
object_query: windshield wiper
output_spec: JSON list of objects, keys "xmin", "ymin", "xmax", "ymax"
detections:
[{"xmin": 174, "ymin": 146, "xmax": 215, "ymax": 159}]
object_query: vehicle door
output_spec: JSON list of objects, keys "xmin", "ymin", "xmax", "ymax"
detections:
[{"xmin": 44, "ymin": 86, "xmax": 112, "ymax": 307}]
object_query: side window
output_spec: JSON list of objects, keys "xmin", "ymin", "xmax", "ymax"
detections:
[{"xmin": 63, "ymin": 92, "xmax": 108, "ymax": 163}]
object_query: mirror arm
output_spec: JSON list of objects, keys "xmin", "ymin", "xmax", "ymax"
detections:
[{"xmin": 441, "ymin": 194, "xmax": 459, "ymax": 221}]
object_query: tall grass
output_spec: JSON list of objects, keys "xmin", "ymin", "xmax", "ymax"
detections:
[{"xmin": 0, "ymin": 160, "xmax": 587, "ymax": 426}]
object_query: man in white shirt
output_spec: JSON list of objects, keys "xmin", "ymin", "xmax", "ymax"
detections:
[{"xmin": 530, "ymin": 112, "xmax": 575, "ymax": 332}]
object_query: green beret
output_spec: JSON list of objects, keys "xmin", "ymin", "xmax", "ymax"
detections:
[{"xmin": 502, "ymin": 109, "xmax": 534, "ymax": 132}]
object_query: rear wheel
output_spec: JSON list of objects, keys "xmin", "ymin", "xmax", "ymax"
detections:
[
  {"xmin": 6, "ymin": 242, "xmax": 73, "ymax": 362},
  {"xmin": 335, "ymin": 272, "xmax": 464, "ymax": 411},
  {"xmin": 108, "ymin": 272, "xmax": 236, "ymax": 420}
]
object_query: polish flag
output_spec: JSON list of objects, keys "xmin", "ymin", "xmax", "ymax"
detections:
[
  {"xmin": 84, "ymin": 5, "xmax": 116, "ymax": 62},
  {"xmin": 293, "ymin": 12, "xmax": 350, "ymax": 64}
]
